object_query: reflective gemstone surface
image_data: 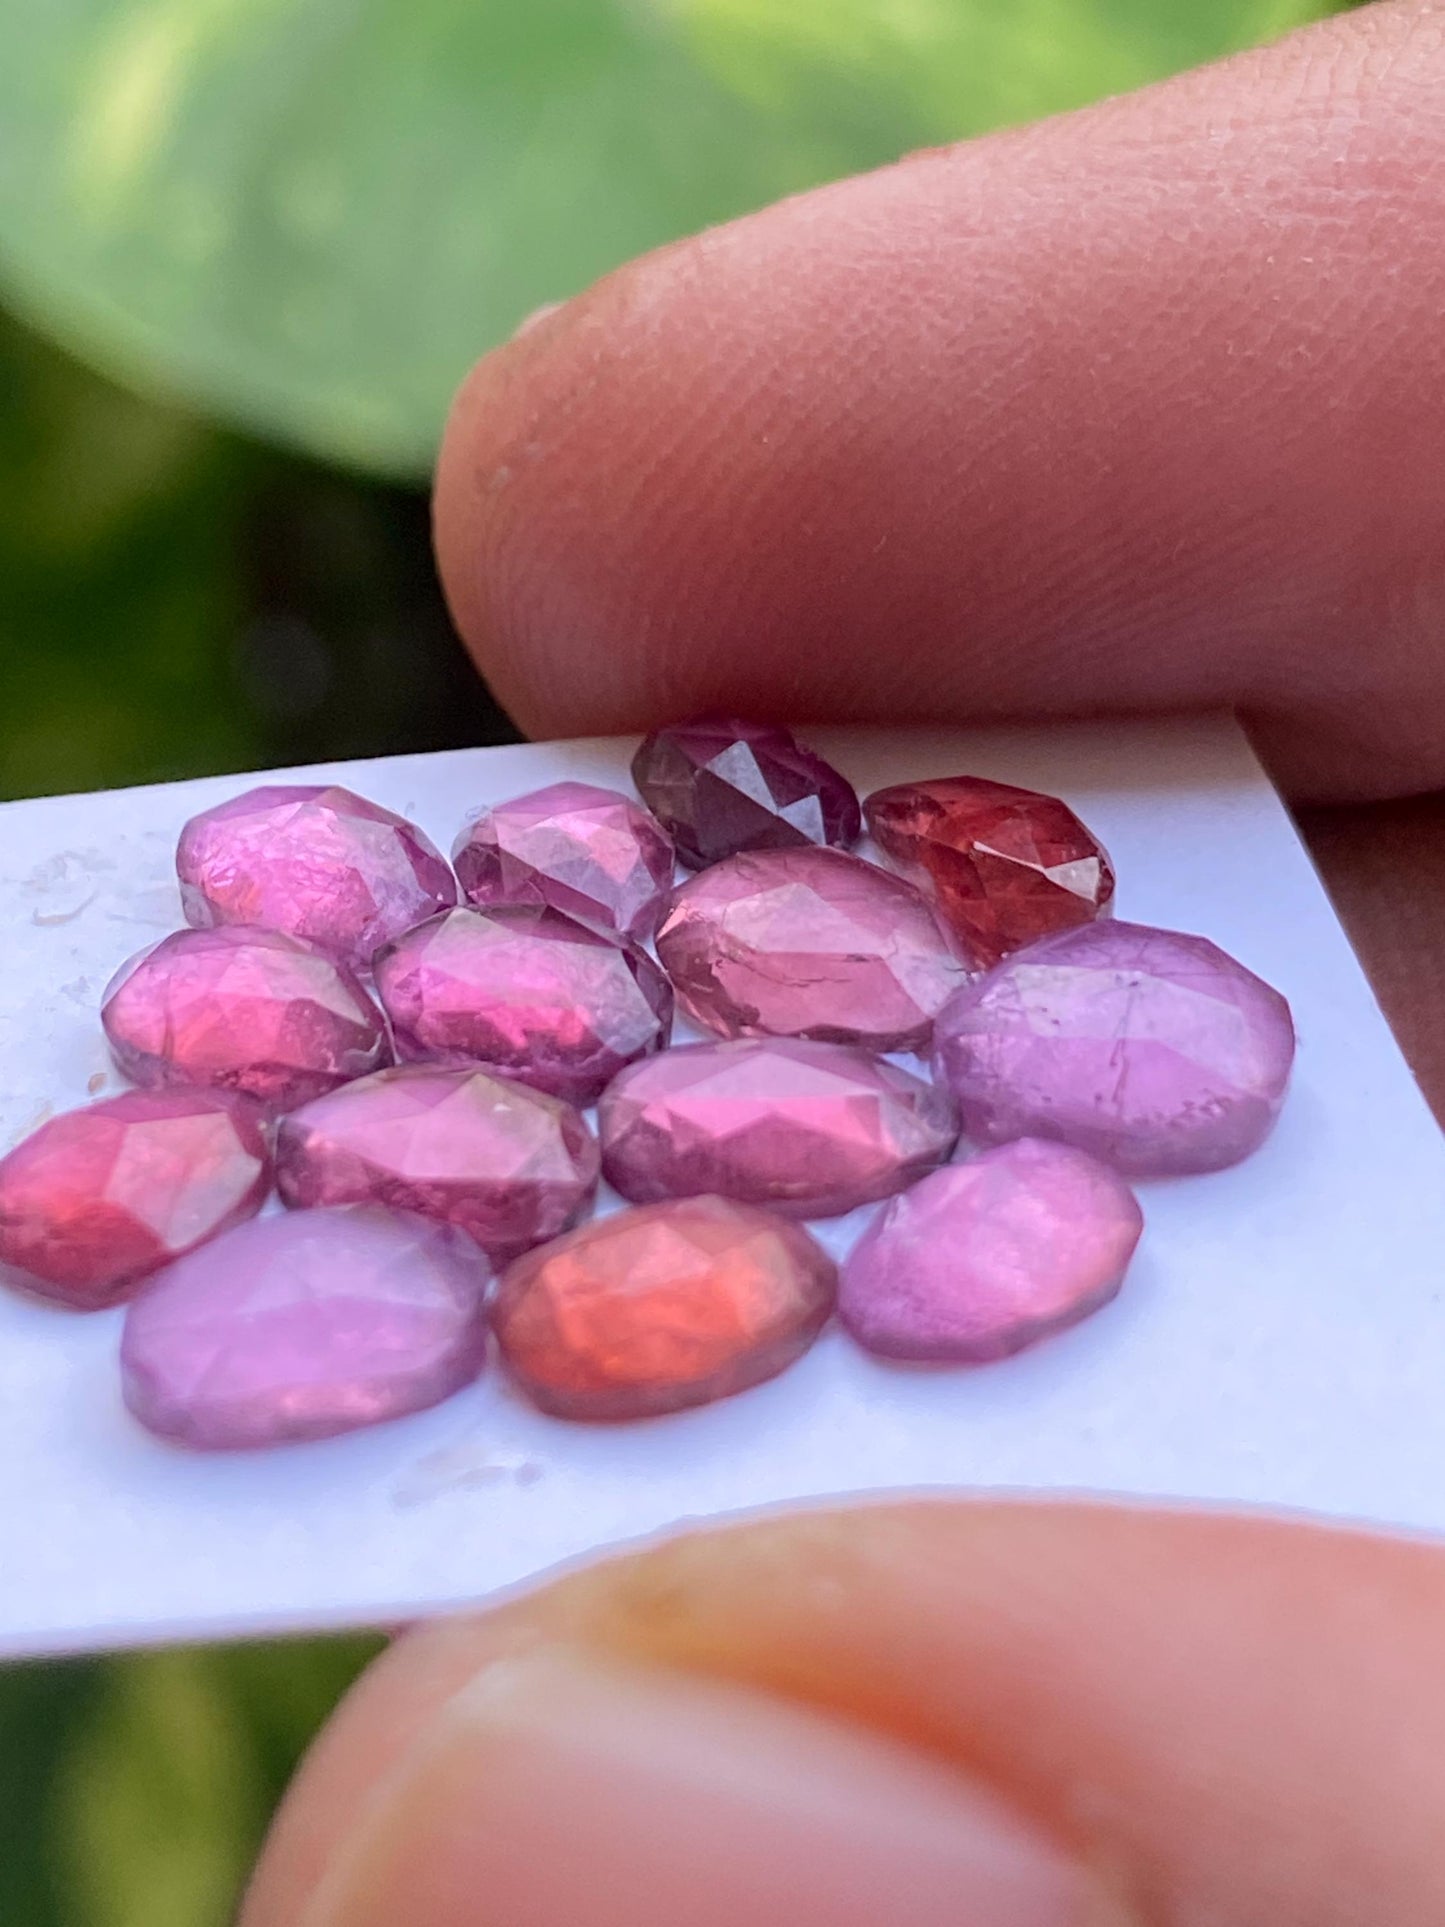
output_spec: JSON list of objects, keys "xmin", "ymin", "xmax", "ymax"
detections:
[
  {"xmin": 933, "ymin": 920, "xmax": 1295, "ymax": 1175},
  {"xmin": 840, "ymin": 1139, "xmax": 1142, "ymax": 1361}
]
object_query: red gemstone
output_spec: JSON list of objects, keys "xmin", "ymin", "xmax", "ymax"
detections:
[{"xmin": 864, "ymin": 776, "xmax": 1115, "ymax": 965}]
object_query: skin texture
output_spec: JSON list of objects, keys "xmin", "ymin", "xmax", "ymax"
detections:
[{"xmin": 246, "ymin": 5, "xmax": 1445, "ymax": 1921}]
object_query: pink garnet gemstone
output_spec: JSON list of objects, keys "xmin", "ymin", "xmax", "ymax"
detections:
[
  {"xmin": 933, "ymin": 920, "xmax": 1295, "ymax": 1176},
  {"xmin": 176, "ymin": 784, "xmax": 457, "ymax": 969},
  {"xmin": 0, "ymin": 1090, "xmax": 270, "ymax": 1310},
  {"xmin": 600, "ymin": 1038, "xmax": 957, "ymax": 1219},
  {"xmin": 631, "ymin": 718, "xmax": 861, "ymax": 868},
  {"xmin": 101, "ymin": 925, "xmax": 390, "ymax": 1112},
  {"xmin": 655, "ymin": 847, "xmax": 968, "ymax": 1053},
  {"xmin": 276, "ymin": 1064, "xmax": 599, "ymax": 1261},
  {"xmin": 375, "ymin": 905, "xmax": 672, "ymax": 1106},
  {"xmin": 864, "ymin": 776, "xmax": 1115, "ymax": 967},
  {"xmin": 494, "ymin": 1196, "xmax": 836, "ymax": 1420},
  {"xmin": 453, "ymin": 781, "xmax": 675, "ymax": 942},
  {"xmin": 120, "ymin": 1205, "xmax": 492, "ymax": 1449},
  {"xmin": 839, "ymin": 1139, "xmax": 1142, "ymax": 1362}
]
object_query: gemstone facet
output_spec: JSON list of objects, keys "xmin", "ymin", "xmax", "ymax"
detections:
[
  {"xmin": 839, "ymin": 1139, "xmax": 1142, "ymax": 1362},
  {"xmin": 600, "ymin": 1038, "xmax": 957, "ymax": 1218},
  {"xmin": 655, "ymin": 847, "xmax": 968, "ymax": 1052},
  {"xmin": 933, "ymin": 920, "xmax": 1295, "ymax": 1175},
  {"xmin": 453, "ymin": 781, "xmax": 675, "ymax": 942},
  {"xmin": 494, "ymin": 1196, "xmax": 836, "ymax": 1420},
  {"xmin": 176, "ymin": 785, "xmax": 457, "ymax": 969},
  {"xmin": 631, "ymin": 718, "xmax": 861, "ymax": 868},
  {"xmin": 375, "ymin": 905, "xmax": 672, "ymax": 1106},
  {"xmin": 120, "ymin": 1206, "xmax": 492, "ymax": 1448},
  {"xmin": 277, "ymin": 1064, "xmax": 599, "ymax": 1261},
  {"xmin": 865, "ymin": 775, "xmax": 1115, "ymax": 965},
  {"xmin": 0, "ymin": 1091, "xmax": 270, "ymax": 1310},
  {"xmin": 102, "ymin": 925, "xmax": 391, "ymax": 1112}
]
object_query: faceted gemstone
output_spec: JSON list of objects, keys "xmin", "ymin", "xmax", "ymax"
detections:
[
  {"xmin": 176, "ymin": 784, "xmax": 457, "ymax": 969},
  {"xmin": 865, "ymin": 775, "xmax": 1115, "ymax": 966},
  {"xmin": 277, "ymin": 1064, "xmax": 599, "ymax": 1261},
  {"xmin": 494, "ymin": 1196, "xmax": 835, "ymax": 1420},
  {"xmin": 121, "ymin": 1206, "xmax": 492, "ymax": 1449},
  {"xmin": 839, "ymin": 1139, "xmax": 1142, "ymax": 1362},
  {"xmin": 375, "ymin": 905, "xmax": 672, "ymax": 1106},
  {"xmin": 102, "ymin": 925, "xmax": 390, "ymax": 1112},
  {"xmin": 0, "ymin": 1090, "xmax": 270, "ymax": 1310},
  {"xmin": 933, "ymin": 920, "xmax": 1295, "ymax": 1175},
  {"xmin": 655, "ymin": 847, "xmax": 968, "ymax": 1052},
  {"xmin": 453, "ymin": 781, "xmax": 675, "ymax": 942},
  {"xmin": 631, "ymin": 718, "xmax": 861, "ymax": 868},
  {"xmin": 600, "ymin": 1038, "xmax": 957, "ymax": 1219}
]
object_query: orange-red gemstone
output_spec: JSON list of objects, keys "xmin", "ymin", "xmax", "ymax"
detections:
[
  {"xmin": 864, "ymin": 776, "xmax": 1115, "ymax": 966},
  {"xmin": 493, "ymin": 1196, "xmax": 835, "ymax": 1420}
]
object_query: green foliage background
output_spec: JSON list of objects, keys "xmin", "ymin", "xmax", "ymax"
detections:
[{"xmin": 0, "ymin": 2, "xmax": 1341, "ymax": 1921}]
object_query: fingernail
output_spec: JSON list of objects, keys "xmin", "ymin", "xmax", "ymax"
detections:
[
  {"xmin": 301, "ymin": 1644, "xmax": 1101, "ymax": 1927},
  {"xmin": 511, "ymin": 299, "xmax": 566, "ymax": 340}
]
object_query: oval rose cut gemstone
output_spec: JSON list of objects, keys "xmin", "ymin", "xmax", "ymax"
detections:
[
  {"xmin": 631, "ymin": 718, "xmax": 861, "ymax": 868},
  {"xmin": 374, "ymin": 905, "xmax": 672, "ymax": 1107},
  {"xmin": 453, "ymin": 781, "xmax": 675, "ymax": 943},
  {"xmin": 277, "ymin": 1064, "xmax": 599, "ymax": 1261},
  {"xmin": 865, "ymin": 775, "xmax": 1115, "ymax": 967},
  {"xmin": 840, "ymin": 1139, "xmax": 1142, "ymax": 1363},
  {"xmin": 121, "ymin": 1206, "xmax": 492, "ymax": 1449},
  {"xmin": 601, "ymin": 1038, "xmax": 958, "ymax": 1219},
  {"xmin": 933, "ymin": 920, "xmax": 1295, "ymax": 1176},
  {"xmin": 102, "ymin": 925, "xmax": 390, "ymax": 1113},
  {"xmin": 0, "ymin": 1090, "xmax": 270, "ymax": 1310},
  {"xmin": 655, "ymin": 847, "xmax": 968, "ymax": 1053},
  {"xmin": 176, "ymin": 784, "xmax": 458, "ymax": 969},
  {"xmin": 494, "ymin": 1196, "xmax": 836, "ymax": 1421}
]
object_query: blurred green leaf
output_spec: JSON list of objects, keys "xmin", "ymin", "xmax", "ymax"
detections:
[{"xmin": 0, "ymin": 0, "xmax": 1334, "ymax": 477}]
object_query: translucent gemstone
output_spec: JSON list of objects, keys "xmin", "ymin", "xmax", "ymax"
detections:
[
  {"xmin": 600, "ymin": 1038, "xmax": 958, "ymax": 1219},
  {"xmin": 121, "ymin": 1206, "xmax": 492, "ymax": 1449},
  {"xmin": 374, "ymin": 905, "xmax": 672, "ymax": 1106},
  {"xmin": 102, "ymin": 925, "xmax": 390, "ymax": 1112},
  {"xmin": 839, "ymin": 1139, "xmax": 1142, "ymax": 1362},
  {"xmin": 176, "ymin": 784, "xmax": 457, "ymax": 968},
  {"xmin": 631, "ymin": 718, "xmax": 861, "ymax": 868},
  {"xmin": 277, "ymin": 1064, "xmax": 599, "ymax": 1261},
  {"xmin": 494, "ymin": 1196, "xmax": 835, "ymax": 1420},
  {"xmin": 864, "ymin": 775, "xmax": 1115, "ymax": 965},
  {"xmin": 453, "ymin": 781, "xmax": 675, "ymax": 942},
  {"xmin": 933, "ymin": 920, "xmax": 1295, "ymax": 1175},
  {"xmin": 655, "ymin": 847, "xmax": 968, "ymax": 1052},
  {"xmin": 0, "ymin": 1090, "xmax": 270, "ymax": 1310}
]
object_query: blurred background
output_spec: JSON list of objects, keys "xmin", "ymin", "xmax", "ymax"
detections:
[{"xmin": 0, "ymin": 1, "xmax": 1345, "ymax": 1920}]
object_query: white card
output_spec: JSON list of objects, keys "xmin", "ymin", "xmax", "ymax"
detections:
[{"xmin": 1, "ymin": 716, "xmax": 1440, "ymax": 1658}]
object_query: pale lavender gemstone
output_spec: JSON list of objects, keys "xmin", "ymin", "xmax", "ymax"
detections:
[
  {"xmin": 120, "ymin": 1206, "xmax": 492, "ymax": 1449},
  {"xmin": 840, "ymin": 1139, "xmax": 1142, "ymax": 1361},
  {"xmin": 176, "ymin": 784, "xmax": 457, "ymax": 968},
  {"xmin": 932, "ymin": 920, "xmax": 1295, "ymax": 1176},
  {"xmin": 600, "ymin": 1038, "xmax": 957, "ymax": 1218},
  {"xmin": 453, "ymin": 781, "xmax": 675, "ymax": 941}
]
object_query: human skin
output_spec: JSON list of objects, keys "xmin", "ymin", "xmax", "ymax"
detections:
[{"xmin": 244, "ymin": 5, "xmax": 1445, "ymax": 1921}]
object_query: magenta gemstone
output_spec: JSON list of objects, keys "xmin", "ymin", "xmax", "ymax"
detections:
[
  {"xmin": 102, "ymin": 925, "xmax": 390, "ymax": 1112},
  {"xmin": 120, "ymin": 1206, "xmax": 492, "ymax": 1449},
  {"xmin": 453, "ymin": 781, "xmax": 675, "ymax": 942},
  {"xmin": 601, "ymin": 1038, "xmax": 957, "ymax": 1219},
  {"xmin": 655, "ymin": 847, "xmax": 968, "ymax": 1052},
  {"xmin": 631, "ymin": 718, "xmax": 861, "ymax": 868},
  {"xmin": 176, "ymin": 784, "xmax": 457, "ymax": 968},
  {"xmin": 0, "ymin": 1090, "xmax": 270, "ymax": 1310},
  {"xmin": 277, "ymin": 1064, "xmax": 599, "ymax": 1260},
  {"xmin": 374, "ymin": 905, "xmax": 672, "ymax": 1106},
  {"xmin": 839, "ymin": 1139, "xmax": 1142, "ymax": 1362},
  {"xmin": 933, "ymin": 920, "xmax": 1295, "ymax": 1175}
]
